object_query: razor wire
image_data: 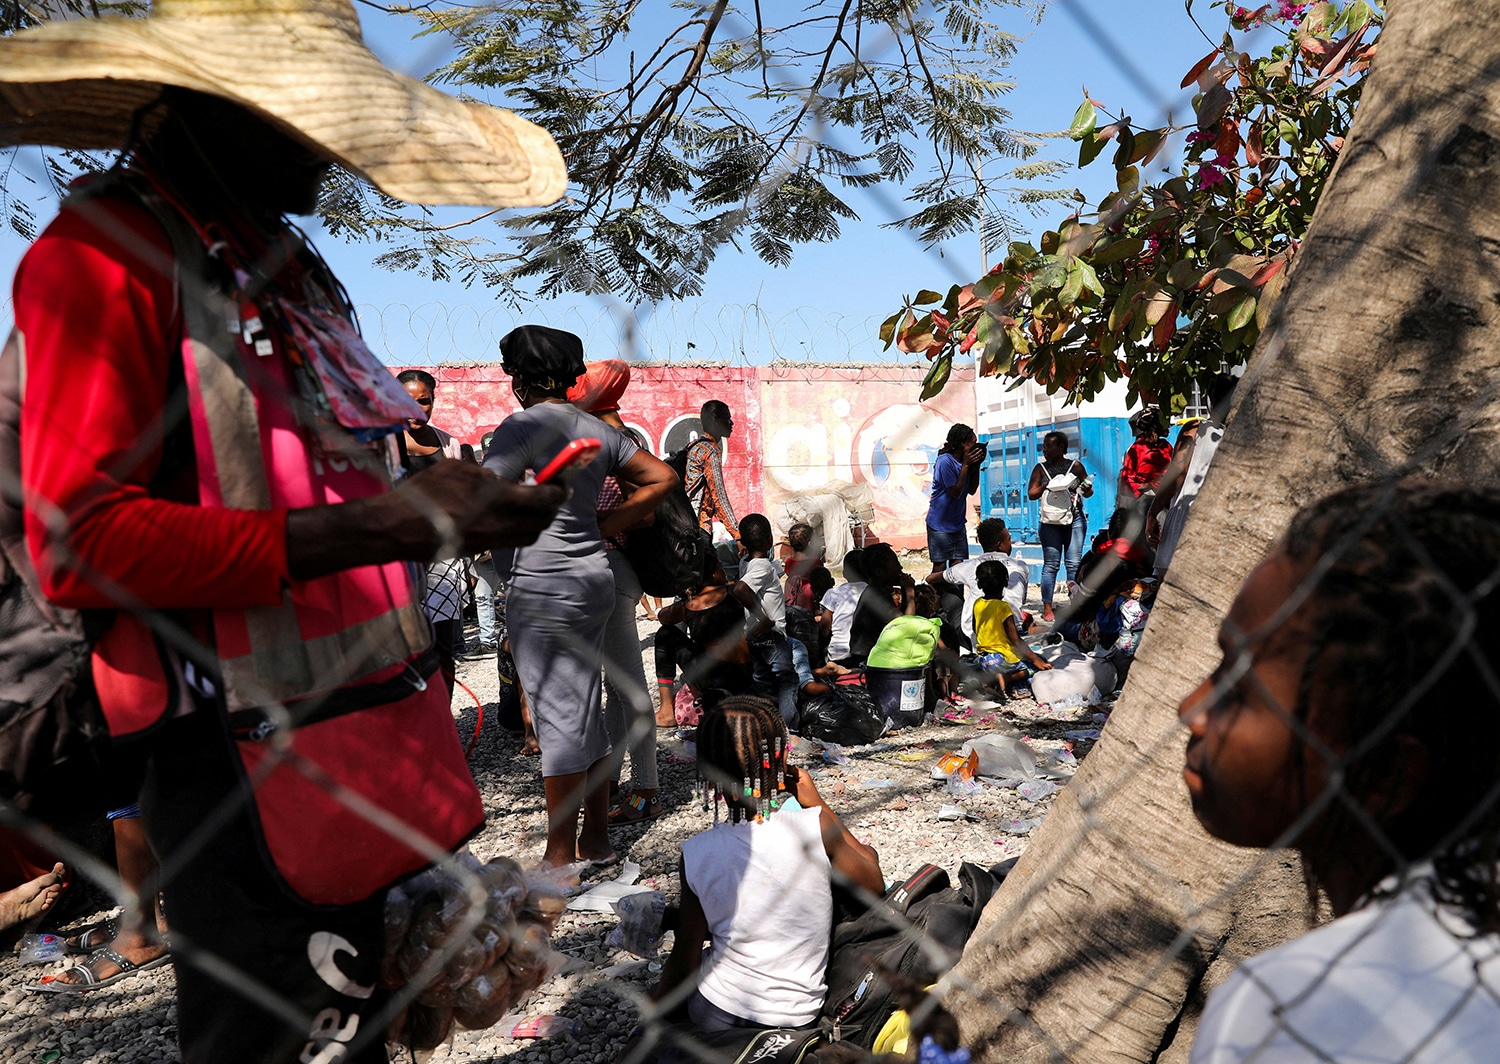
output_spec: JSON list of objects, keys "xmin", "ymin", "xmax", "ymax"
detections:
[
  {"xmin": 4, "ymin": 4, "xmax": 1489, "ymax": 1064},
  {"xmin": 348, "ymin": 300, "xmax": 915, "ymax": 372}
]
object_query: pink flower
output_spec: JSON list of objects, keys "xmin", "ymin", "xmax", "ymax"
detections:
[
  {"xmin": 1275, "ymin": 1, "xmax": 1309, "ymax": 22},
  {"xmin": 1186, "ymin": 130, "xmax": 1215, "ymax": 146},
  {"xmin": 1213, "ymin": 151, "xmax": 1237, "ymax": 168},
  {"xmin": 1196, "ymin": 163, "xmax": 1227, "ymax": 189}
]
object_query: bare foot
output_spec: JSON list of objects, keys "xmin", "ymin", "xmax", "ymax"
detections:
[
  {"xmin": 0, "ymin": 863, "xmax": 64, "ymax": 931},
  {"xmin": 519, "ymin": 736, "xmax": 541, "ymax": 756}
]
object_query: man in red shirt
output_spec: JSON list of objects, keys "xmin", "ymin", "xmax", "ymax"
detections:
[{"xmin": 2, "ymin": 4, "xmax": 566, "ymax": 1061}]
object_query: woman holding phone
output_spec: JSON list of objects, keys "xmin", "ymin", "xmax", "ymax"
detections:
[{"xmin": 483, "ymin": 326, "xmax": 676, "ymax": 868}]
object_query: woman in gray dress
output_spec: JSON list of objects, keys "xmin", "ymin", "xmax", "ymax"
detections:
[{"xmin": 484, "ymin": 326, "xmax": 676, "ymax": 868}]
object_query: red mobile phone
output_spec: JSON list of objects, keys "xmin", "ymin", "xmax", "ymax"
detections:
[{"xmin": 533, "ymin": 437, "xmax": 602, "ymax": 485}]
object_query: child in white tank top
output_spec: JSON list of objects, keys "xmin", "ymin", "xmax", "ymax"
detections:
[{"xmin": 651, "ymin": 696, "xmax": 885, "ymax": 1031}]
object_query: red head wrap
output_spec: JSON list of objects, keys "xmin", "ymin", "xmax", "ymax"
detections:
[{"xmin": 567, "ymin": 359, "xmax": 631, "ymax": 414}]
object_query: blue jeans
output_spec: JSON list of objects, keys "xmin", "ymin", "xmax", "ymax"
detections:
[
  {"xmin": 473, "ymin": 555, "xmax": 499, "ymax": 643},
  {"xmin": 749, "ymin": 630, "xmax": 800, "ymax": 728},
  {"xmin": 926, "ymin": 526, "xmax": 969, "ymax": 566},
  {"xmin": 788, "ymin": 636, "xmax": 814, "ymax": 688},
  {"xmin": 1038, "ymin": 514, "xmax": 1087, "ymax": 606}
]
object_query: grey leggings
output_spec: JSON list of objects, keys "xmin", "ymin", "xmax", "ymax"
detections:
[{"xmin": 602, "ymin": 550, "xmax": 658, "ymax": 790}]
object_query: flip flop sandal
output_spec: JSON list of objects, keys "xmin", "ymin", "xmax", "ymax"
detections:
[
  {"xmin": 64, "ymin": 918, "xmax": 119, "ymax": 955},
  {"xmin": 27, "ymin": 946, "xmax": 171, "ymax": 993},
  {"xmin": 573, "ymin": 853, "xmax": 622, "ymax": 876},
  {"xmin": 608, "ymin": 793, "xmax": 662, "ymax": 824}
]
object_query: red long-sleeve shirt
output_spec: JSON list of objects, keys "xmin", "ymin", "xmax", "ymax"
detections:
[{"xmin": 12, "ymin": 191, "xmax": 289, "ymax": 611}]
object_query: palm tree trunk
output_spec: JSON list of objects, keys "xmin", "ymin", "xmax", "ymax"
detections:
[{"xmin": 949, "ymin": 0, "xmax": 1500, "ymax": 1057}]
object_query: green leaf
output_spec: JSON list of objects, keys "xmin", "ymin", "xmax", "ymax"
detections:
[
  {"xmin": 1079, "ymin": 130, "xmax": 1108, "ymax": 167},
  {"xmin": 1033, "ymin": 262, "xmax": 1068, "ymax": 289},
  {"xmin": 920, "ymin": 351, "xmax": 954, "ymax": 400},
  {"xmin": 1078, "ymin": 261, "xmax": 1105, "ymax": 297},
  {"xmin": 1008, "ymin": 242, "xmax": 1039, "ymax": 263},
  {"xmin": 1112, "ymin": 128, "xmax": 1138, "ymax": 170},
  {"xmin": 1068, "ymin": 97, "xmax": 1098, "ymax": 140},
  {"xmin": 1059, "ymin": 262, "xmax": 1085, "ymax": 307},
  {"xmin": 913, "ymin": 289, "xmax": 943, "ymax": 305},
  {"xmin": 879, "ymin": 311, "xmax": 901, "ymax": 349},
  {"xmin": 1227, "ymin": 292, "xmax": 1257, "ymax": 331},
  {"xmin": 1117, "ymin": 166, "xmax": 1140, "ymax": 193},
  {"xmin": 1090, "ymin": 237, "xmax": 1145, "ymax": 265},
  {"xmin": 1108, "ymin": 289, "xmax": 1134, "ymax": 333}
]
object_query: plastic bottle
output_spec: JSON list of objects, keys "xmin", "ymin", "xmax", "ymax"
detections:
[
  {"xmin": 998, "ymin": 818, "xmax": 1040, "ymax": 835},
  {"xmin": 1017, "ymin": 779, "xmax": 1058, "ymax": 802},
  {"xmin": 17, "ymin": 933, "xmax": 64, "ymax": 964}
]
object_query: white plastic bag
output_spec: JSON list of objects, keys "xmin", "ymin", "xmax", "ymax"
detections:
[
  {"xmin": 1032, "ymin": 654, "xmax": 1116, "ymax": 707},
  {"xmin": 961, "ymin": 734, "xmax": 1038, "ymax": 780}
]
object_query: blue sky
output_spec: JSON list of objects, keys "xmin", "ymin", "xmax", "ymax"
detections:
[{"xmin": 0, "ymin": 0, "xmax": 1219, "ymax": 365}]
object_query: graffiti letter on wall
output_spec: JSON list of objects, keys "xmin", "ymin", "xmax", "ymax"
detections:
[{"xmin": 767, "ymin": 422, "xmax": 829, "ymax": 494}]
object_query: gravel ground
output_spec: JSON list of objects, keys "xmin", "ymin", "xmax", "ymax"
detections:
[{"xmin": 0, "ymin": 597, "xmax": 1107, "ymax": 1064}]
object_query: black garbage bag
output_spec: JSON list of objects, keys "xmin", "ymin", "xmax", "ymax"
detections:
[{"xmin": 798, "ymin": 681, "xmax": 888, "ymax": 746}]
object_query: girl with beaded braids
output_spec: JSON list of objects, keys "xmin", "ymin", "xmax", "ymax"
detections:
[
  {"xmin": 1183, "ymin": 479, "xmax": 1500, "ymax": 1064},
  {"xmin": 652, "ymin": 697, "xmax": 883, "ymax": 1033}
]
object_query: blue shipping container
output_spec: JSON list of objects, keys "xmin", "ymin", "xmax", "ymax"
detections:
[{"xmin": 978, "ymin": 417, "xmax": 1134, "ymax": 544}]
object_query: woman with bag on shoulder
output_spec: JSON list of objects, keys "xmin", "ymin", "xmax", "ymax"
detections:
[{"xmin": 1027, "ymin": 430, "xmax": 1094, "ymax": 623}]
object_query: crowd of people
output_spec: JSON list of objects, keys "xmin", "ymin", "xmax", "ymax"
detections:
[{"xmin": 0, "ymin": 5, "xmax": 1496, "ymax": 1064}]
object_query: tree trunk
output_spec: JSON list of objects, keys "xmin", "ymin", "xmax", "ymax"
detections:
[{"xmin": 948, "ymin": 0, "xmax": 1500, "ymax": 1058}]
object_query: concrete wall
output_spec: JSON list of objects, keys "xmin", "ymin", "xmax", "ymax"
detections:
[{"xmin": 412, "ymin": 362, "xmax": 975, "ymax": 549}]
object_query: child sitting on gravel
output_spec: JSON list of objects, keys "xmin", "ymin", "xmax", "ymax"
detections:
[
  {"xmin": 653, "ymin": 696, "xmax": 884, "ymax": 1032},
  {"xmin": 973, "ymin": 561, "xmax": 1051, "ymax": 694}
]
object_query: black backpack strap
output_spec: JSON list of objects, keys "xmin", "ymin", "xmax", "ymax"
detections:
[{"xmin": 885, "ymin": 864, "xmax": 950, "ymax": 915}]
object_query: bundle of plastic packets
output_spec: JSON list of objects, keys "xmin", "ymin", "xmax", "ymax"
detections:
[{"xmin": 382, "ymin": 853, "xmax": 571, "ymax": 1049}]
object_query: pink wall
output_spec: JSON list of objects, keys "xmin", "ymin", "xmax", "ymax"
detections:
[
  {"xmin": 409, "ymin": 362, "xmax": 975, "ymax": 549},
  {"xmin": 416, "ymin": 364, "xmax": 765, "ymax": 522}
]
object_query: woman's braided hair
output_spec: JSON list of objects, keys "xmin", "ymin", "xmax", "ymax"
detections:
[
  {"xmin": 695, "ymin": 696, "xmax": 790, "ymax": 824},
  {"xmin": 1281, "ymin": 479, "xmax": 1500, "ymax": 929}
]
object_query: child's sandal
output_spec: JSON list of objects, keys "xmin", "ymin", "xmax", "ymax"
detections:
[{"xmin": 608, "ymin": 793, "xmax": 662, "ymax": 825}]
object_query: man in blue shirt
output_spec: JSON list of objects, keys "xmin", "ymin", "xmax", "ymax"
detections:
[{"xmin": 925, "ymin": 423, "xmax": 986, "ymax": 570}]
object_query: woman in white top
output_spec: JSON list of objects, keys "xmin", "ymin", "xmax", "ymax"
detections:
[
  {"xmin": 654, "ymin": 696, "xmax": 884, "ymax": 1031},
  {"xmin": 1182, "ymin": 481, "xmax": 1500, "ymax": 1063},
  {"xmin": 1026, "ymin": 430, "xmax": 1092, "ymax": 623}
]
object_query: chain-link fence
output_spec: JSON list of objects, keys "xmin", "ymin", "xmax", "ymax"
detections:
[{"xmin": 5, "ymin": 3, "xmax": 1487, "ymax": 1064}]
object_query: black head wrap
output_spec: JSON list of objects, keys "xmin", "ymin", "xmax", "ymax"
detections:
[{"xmin": 499, "ymin": 325, "xmax": 586, "ymax": 394}]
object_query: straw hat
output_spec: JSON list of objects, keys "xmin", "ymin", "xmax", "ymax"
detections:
[{"xmin": 0, "ymin": 0, "xmax": 567, "ymax": 209}]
